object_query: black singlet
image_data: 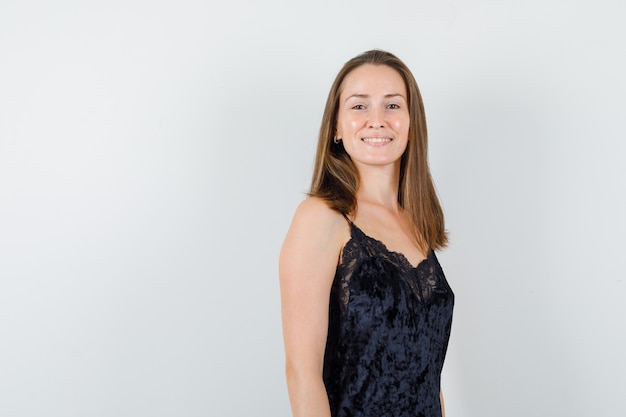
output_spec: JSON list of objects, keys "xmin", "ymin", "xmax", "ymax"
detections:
[{"xmin": 323, "ymin": 219, "xmax": 454, "ymax": 417}]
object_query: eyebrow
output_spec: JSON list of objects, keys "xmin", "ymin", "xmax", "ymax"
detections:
[{"xmin": 344, "ymin": 93, "xmax": 406, "ymax": 101}]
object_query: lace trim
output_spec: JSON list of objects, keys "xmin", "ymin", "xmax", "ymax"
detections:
[{"xmin": 334, "ymin": 222, "xmax": 449, "ymax": 311}]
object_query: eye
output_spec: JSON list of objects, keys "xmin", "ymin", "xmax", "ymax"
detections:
[
  {"xmin": 387, "ymin": 103, "xmax": 400, "ymax": 109},
  {"xmin": 351, "ymin": 104, "xmax": 366, "ymax": 110}
]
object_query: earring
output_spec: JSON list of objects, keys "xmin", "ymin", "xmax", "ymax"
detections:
[{"xmin": 333, "ymin": 136, "xmax": 340, "ymax": 144}]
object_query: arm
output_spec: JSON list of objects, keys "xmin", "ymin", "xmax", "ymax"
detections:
[
  {"xmin": 279, "ymin": 198, "xmax": 346, "ymax": 417},
  {"xmin": 440, "ymin": 390, "xmax": 446, "ymax": 417}
]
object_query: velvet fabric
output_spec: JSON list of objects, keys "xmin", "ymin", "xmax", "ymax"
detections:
[{"xmin": 323, "ymin": 220, "xmax": 454, "ymax": 417}]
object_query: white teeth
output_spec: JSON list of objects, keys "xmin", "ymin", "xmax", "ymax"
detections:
[{"xmin": 362, "ymin": 137, "xmax": 391, "ymax": 143}]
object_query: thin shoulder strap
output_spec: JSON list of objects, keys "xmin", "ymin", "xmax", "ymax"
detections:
[{"xmin": 341, "ymin": 212, "xmax": 353, "ymax": 225}]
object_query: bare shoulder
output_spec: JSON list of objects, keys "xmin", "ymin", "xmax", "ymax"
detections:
[
  {"xmin": 280, "ymin": 197, "xmax": 349, "ymax": 273},
  {"xmin": 290, "ymin": 197, "xmax": 348, "ymax": 243},
  {"xmin": 293, "ymin": 197, "xmax": 344, "ymax": 227}
]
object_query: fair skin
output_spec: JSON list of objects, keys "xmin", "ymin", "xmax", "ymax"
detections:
[{"xmin": 280, "ymin": 64, "xmax": 445, "ymax": 417}]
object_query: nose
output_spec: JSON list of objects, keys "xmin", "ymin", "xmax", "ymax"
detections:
[{"xmin": 368, "ymin": 107, "xmax": 384, "ymax": 128}]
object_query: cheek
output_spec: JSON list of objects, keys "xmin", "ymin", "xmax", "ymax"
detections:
[
  {"xmin": 392, "ymin": 117, "xmax": 410, "ymax": 134},
  {"xmin": 338, "ymin": 116, "xmax": 362, "ymax": 136},
  {"xmin": 349, "ymin": 118, "xmax": 362, "ymax": 130}
]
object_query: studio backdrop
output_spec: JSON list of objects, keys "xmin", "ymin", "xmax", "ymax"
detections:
[{"xmin": 1, "ymin": 1, "xmax": 625, "ymax": 416}]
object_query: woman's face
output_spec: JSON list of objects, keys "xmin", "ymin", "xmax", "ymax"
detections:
[{"xmin": 336, "ymin": 64, "xmax": 410, "ymax": 171}]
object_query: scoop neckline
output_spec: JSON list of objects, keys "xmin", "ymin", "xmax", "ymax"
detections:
[{"xmin": 346, "ymin": 221, "xmax": 431, "ymax": 270}]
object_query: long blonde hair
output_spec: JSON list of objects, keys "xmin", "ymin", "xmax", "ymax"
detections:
[{"xmin": 309, "ymin": 49, "xmax": 447, "ymax": 252}]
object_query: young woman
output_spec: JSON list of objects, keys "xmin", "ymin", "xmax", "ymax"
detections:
[{"xmin": 280, "ymin": 50, "xmax": 454, "ymax": 417}]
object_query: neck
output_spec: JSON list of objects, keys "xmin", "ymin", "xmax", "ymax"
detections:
[{"xmin": 355, "ymin": 162, "xmax": 401, "ymax": 212}]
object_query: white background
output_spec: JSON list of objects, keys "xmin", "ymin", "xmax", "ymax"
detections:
[{"xmin": 1, "ymin": 1, "xmax": 625, "ymax": 416}]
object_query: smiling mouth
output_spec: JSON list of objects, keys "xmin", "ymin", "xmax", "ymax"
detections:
[{"xmin": 362, "ymin": 137, "xmax": 392, "ymax": 144}]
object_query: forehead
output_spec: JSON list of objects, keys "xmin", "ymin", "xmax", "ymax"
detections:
[{"xmin": 340, "ymin": 64, "xmax": 407, "ymax": 97}]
